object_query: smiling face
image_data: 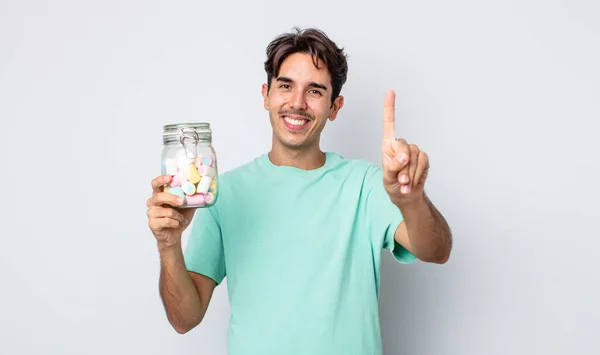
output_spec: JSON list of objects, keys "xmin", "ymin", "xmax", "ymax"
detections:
[{"xmin": 262, "ymin": 52, "xmax": 344, "ymax": 151}]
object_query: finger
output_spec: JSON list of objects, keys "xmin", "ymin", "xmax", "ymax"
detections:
[
  {"xmin": 148, "ymin": 192, "xmax": 185, "ymax": 208},
  {"xmin": 382, "ymin": 90, "xmax": 396, "ymax": 140},
  {"xmin": 413, "ymin": 151, "xmax": 429, "ymax": 186},
  {"xmin": 398, "ymin": 162, "xmax": 410, "ymax": 194},
  {"xmin": 405, "ymin": 144, "xmax": 419, "ymax": 192},
  {"xmin": 152, "ymin": 175, "xmax": 173, "ymax": 193},
  {"xmin": 149, "ymin": 217, "xmax": 180, "ymax": 231},
  {"xmin": 394, "ymin": 138, "xmax": 410, "ymax": 176},
  {"xmin": 383, "ymin": 161, "xmax": 402, "ymax": 185},
  {"xmin": 384, "ymin": 138, "xmax": 409, "ymax": 184},
  {"xmin": 389, "ymin": 140, "xmax": 410, "ymax": 194},
  {"xmin": 147, "ymin": 206, "xmax": 187, "ymax": 224},
  {"xmin": 395, "ymin": 142, "xmax": 413, "ymax": 184}
]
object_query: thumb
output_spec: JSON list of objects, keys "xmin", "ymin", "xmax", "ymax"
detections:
[{"xmin": 383, "ymin": 153, "xmax": 408, "ymax": 185}]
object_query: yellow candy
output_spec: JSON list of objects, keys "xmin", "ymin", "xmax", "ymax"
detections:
[
  {"xmin": 209, "ymin": 179, "xmax": 217, "ymax": 193},
  {"xmin": 188, "ymin": 163, "xmax": 201, "ymax": 184}
]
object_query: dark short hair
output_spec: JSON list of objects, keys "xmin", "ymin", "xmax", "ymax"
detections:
[{"xmin": 264, "ymin": 27, "xmax": 348, "ymax": 105}]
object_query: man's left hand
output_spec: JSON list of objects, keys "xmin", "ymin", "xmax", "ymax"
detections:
[{"xmin": 381, "ymin": 90, "xmax": 430, "ymax": 207}]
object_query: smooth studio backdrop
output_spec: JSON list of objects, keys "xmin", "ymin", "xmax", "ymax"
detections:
[{"xmin": 1, "ymin": 0, "xmax": 598, "ymax": 354}]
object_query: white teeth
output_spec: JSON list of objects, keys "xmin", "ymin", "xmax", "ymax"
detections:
[{"xmin": 284, "ymin": 117, "xmax": 307, "ymax": 126}]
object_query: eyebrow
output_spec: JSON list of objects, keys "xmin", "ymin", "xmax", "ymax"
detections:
[{"xmin": 276, "ymin": 76, "xmax": 328, "ymax": 91}]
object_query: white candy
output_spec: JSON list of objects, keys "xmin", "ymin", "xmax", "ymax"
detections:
[
  {"xmin": 177, "ymin": 141, "xmax": 198, "ymax": 160},
  {"xmin": 196, "ymin": 176, "xmax": 212, "ymax": 194},
  {"xmin": 199, "ymin": 165, "xmax": 216, "ymax": 178},
  {"xmin": 177, "ymin": 155, "xmax": 192, "ymax": 178},
  {"xmin": 184, "ymin": 145, "xmax": 197, "ymax": 160},
  {"xmin": 176, "ymin": 148, "xmax": 195, "ymax": 162},
  {"xmin": 164, "ymin": 158, "xmax": 178, "ymax": 175}
]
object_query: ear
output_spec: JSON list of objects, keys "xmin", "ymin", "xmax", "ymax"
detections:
[
  {"xmin": 328, "ymin": 95, "xmax": 344, "ymax": 121},
  {"xmin": 262, "ymin": 83, "xmax": 269, "ymax": 110}
]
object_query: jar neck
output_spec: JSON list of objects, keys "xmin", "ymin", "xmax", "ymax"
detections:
[
  {"xmin": 162, "ymin": 123, "xmax": 212, "ymax": 145},
  {"xmin": 163, "ymin": 136, "xmax": 212, "ymax": 145}
]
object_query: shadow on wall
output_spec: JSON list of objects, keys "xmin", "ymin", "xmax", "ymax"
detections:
[
  {"xmin": 379, "ymin": 254, "xmax": 449, "ymax": 355},
  {"xmin": 379, "ymin": 254, "xmax": 421, "ymax": 355}
]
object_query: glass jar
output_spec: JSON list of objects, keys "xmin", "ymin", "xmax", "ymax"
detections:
[{"xmin": 161, "ymin": 123, "xmax": 219, "ymax": 208}]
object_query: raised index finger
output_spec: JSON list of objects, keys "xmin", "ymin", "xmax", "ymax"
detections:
[{"xmin": 383, "ymin": 90, "xmax": 396, "ymax": 140}]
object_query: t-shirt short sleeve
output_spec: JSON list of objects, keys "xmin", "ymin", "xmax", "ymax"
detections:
[
  {"xmin": 183, "ymin": 205, "xmax": 226, "ymax": 285},
  {"xmin": 364, "ymin": 165, "xmax": 417, "ymax": 264}
]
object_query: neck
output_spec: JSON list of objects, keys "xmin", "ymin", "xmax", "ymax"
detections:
[{"xmin": 268, "ymin": 141, "xmax": 326, "ymax": 170}]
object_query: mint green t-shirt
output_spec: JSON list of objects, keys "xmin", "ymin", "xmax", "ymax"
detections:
[{"xmin": 184, "ymin": 152, "xmax": 416, "ymax": 355}]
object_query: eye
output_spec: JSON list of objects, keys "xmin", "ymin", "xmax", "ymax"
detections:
[
  {"xmin": 309, "ymin": 89, "xmax": 322, "ymax": 96},
  {"xmin": 279, "ymin": 84, "xmax": 290, "ymax": 89}
]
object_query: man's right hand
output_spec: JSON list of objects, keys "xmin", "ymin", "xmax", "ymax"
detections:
[
  {"xmin": 148, "ymin": 175, "xmax": 214, "ymax": 334},
  {"xmin": 147, "ymin": 175, "xmax": 197, "ymax": 250}
]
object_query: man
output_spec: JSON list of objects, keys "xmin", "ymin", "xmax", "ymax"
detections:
[{"xmin": 146, "ymin": 27, "xmax": 452, "ymax": 354}]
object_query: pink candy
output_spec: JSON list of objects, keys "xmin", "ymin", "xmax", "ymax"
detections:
[
  {"xmin": 170, "ymin": 173, "xmax": 183, "ymax": 187},
  {"xmin": 185, "ymin": 193, "xmax": 206, "ymax": 206}
]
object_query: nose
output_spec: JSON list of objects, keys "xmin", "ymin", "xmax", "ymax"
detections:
[{"xmin": 290, "ymin": 89, "xmax": 307, "ymax": 110}]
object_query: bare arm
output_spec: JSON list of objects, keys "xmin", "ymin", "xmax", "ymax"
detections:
[
  {"xmin": 158, "ymin": 243, "xmax": 216, "ymax": 334},
  {"xmin": 393, "ymin": 194, "xmax": 452, "ymax": 264},
  {"xmin": 147, "ymin": 174, "xmax": 217, "ymax": 334}
]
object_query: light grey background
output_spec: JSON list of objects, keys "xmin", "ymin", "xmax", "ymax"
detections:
[{"xmin": 1, "ymin": 0, "xmax": 598, "ymax": 354}]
